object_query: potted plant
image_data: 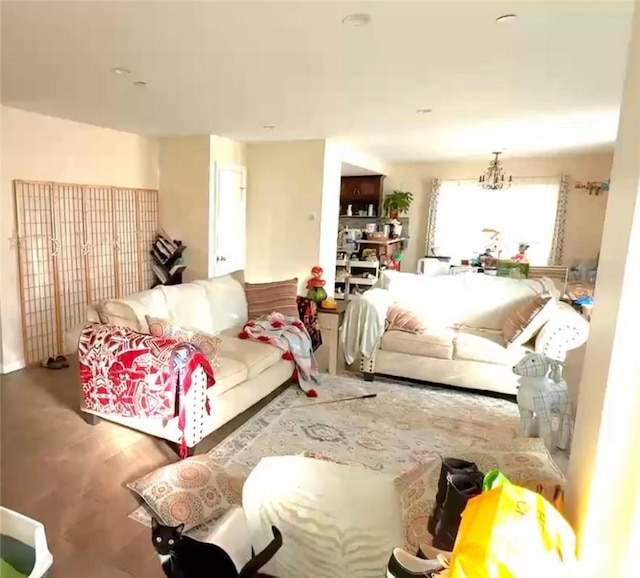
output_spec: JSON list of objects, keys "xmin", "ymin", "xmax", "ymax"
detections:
[{"xmin": 383, "ymin": 190, "xmax": 413, "ymax": 219}]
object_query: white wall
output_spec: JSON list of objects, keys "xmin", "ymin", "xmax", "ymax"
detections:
[
  {"xmin": 246, "ymin": 140, "xmax": 327, "ymax": 293},
  {"xmin": 0, "ymin": 105, "xmax": 159, "ymax": 373},
  {"xmin": 387, "ymin": 151, "xmax": 614, "ymax": 273}
]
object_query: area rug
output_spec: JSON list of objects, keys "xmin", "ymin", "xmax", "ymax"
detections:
[{"xmin": 129, "ymin": 374, "xmax": 564, "ymax": 535}]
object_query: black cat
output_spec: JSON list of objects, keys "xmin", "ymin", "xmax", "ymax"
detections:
[{"xmin": 151, "ymin": 517, "xmax": 283, "ymax": 578}]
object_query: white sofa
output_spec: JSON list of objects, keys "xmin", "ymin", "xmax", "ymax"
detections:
[
  {"xmin": 343, "ymin": 271, "xmax": 589, "ymax": 396},
  {"xmin": 75, "ymin": 275, "xmax": 293, "ymax": 453}
]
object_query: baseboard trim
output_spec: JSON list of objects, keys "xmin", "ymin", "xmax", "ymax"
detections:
[{"xmin": 1, "ymin": 360, "xmax": 27, "ymax": 375}]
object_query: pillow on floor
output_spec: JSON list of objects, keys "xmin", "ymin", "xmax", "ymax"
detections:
[
  {"xmin": 127, "ymin": 455, "xmax": 247, "ymax": 531},
  {"xmin": 502, "ymin": 293, "xmax": 556, "ymax": 347},
  {"xmin": 244, "ymin": 278, "xmax": 299, "ymax": 320},
  {"xmin": 146, "ymin": 316, "xmax": 221, "ymax": 367}
]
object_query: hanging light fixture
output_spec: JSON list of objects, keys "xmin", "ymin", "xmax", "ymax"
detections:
[{"xmin": 478, "ymin": 152, "xmax": 513, "ymax": 190}]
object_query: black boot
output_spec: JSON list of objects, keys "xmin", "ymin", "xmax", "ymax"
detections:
[
  {"xmin": 432, "ymin": 473, "xmax": 482, "ymax": 551},
  {"xmin": 427, "ymin": 458, "xmax": 482, "ymax": 534}
]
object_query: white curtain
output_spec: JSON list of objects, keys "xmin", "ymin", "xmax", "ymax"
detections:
[{"xmin": 431, "ymin": 177, "xmax": 562, "ymax": 265}]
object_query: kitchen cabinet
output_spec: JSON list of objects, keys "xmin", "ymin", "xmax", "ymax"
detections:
[
  {"xmin": 209, "ymin": 162, "xmax": 247, "ymax": 277},
  {"xmin": 340, "ymin": 175, "xmax": 385, "ymax": 216}
]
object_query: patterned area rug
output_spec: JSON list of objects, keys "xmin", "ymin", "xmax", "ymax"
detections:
[{"xmin": 129, "ymin": 374, "xmax": 564, "ymax": 533}]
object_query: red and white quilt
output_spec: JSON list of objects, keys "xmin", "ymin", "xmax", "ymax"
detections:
[{"xmin": 78, "ymin": 324, "xmax": 215, "ymax": 456}]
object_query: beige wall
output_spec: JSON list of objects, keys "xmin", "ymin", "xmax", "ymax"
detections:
[
  {"xmin": 210, "ymin": 135, "xmax": 246, "ymax": 167},
  {"xmin": 567, "ymin": 5, "xmax": 640, "ymax": 574},
  {"xmin": 0, "ymin": 105, "xmax": 158, "ymax": 373},
  {"xmin": 159, "ymin": 135, "xmax": 246, "ymax": 282},
  {"xmin": 245, "ymin": 139, "xmax": 387, "ymax": 295},
  {"xmin": 245, "ymin": 140, "xmax": 327, "ymax": 293},
  {"xmin": 387, "ymin": 151, "xmax": 613, "ymax": 273},
  {"xmin": 158, "ymin": 136, "xmax": 211, "ymax": 282}
]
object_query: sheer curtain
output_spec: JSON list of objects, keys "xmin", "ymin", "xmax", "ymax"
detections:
[{"xmin": 430, "ymin": 177, "xmax": 562, "ymax": 265}]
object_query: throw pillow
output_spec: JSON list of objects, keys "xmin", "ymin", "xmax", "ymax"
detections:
[
  {"xmin": 146, "ymin": 316, "xmax": 221, "ymax": 367},
  {"xmin": 386, "ymin": 304, "xmax": 427, "ymax": 334},
  {"xmin": 127, "ymin": 455, "xmax": 247, "ymax": 531},
  {"xmin": 244, "ymin": 278, "xmax": 299, "ymax": 320},
  {"xmin": 502, "ymin": 293, "xmax": 556, "ymax": 347}
]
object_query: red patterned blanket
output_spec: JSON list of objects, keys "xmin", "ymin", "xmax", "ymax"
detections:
[{"xmin": 78, "ymin": 324, "xmax": 215, "ymax": 456}]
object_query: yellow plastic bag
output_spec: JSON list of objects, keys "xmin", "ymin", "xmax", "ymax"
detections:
[{"xmin": 449, "ymin": 484, "xmax": 576, "ymax": 578}]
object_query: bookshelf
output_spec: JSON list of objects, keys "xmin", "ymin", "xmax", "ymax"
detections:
[{"xmin": 151, "ymin": 230, "xmax": 187, "ymax": 286}]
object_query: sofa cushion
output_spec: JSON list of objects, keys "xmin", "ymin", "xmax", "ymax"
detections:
[
  {"xmin": 218, "ymin": 335, "xmax": 282, "ymax": 380},
  {"xmin": 102, "ymin": 288, "xmax": 168, "ymax": 333},
  {"xmin": 381, "ymin": 328, "xmax": 455, "ymax": 360},
  {"xmin": 219, "ymin": 325, "xmax": 245, "ymax": 338},
  {"xmin": 386, "ymin": 304, "xmax": 427, "ymax": 334},
  {"xmin": 378, "ymin": 270, "xmax": 559, "ymax": 331},
  {"xmin": 453, "ymin": 329, "xmax": 529, "ymax": 366},
  {"xmin": 86, "ymin": 302, "xmax": 106, "ymax": 323},
  {"xmin": 211, "ymin": 356, "xmax": 249, "ymax": 397},
  {"xmin": 159, "ymin": 283, "xmax": 214, "ymax": 334},
  {"xmin": 194, "ymin": 276, "xmax": 249, "ymax": 334},
  {"xmin": 502, "ymin": 293, "xmax": 556, "ymax": 346},
  {"xmin": 146, "ymin": 315, "xmax": 221, "ymax": 368},
  {"xmin": 244, "ymin": 278, "xmax": 299, "ymax": 320}
]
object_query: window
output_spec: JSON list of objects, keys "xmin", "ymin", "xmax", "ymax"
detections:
[{"xmin": 431, "ymin": 178, "xmax": 561, "ymax": 265}]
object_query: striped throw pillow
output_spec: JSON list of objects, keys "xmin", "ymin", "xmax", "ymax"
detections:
[
  {"xmin": 244, "ymin": 278, "xmax": 299, "ymax": 320},
  {"xmin": 502, "ymin": 293, "xmax": 556, "ymax": 346}
]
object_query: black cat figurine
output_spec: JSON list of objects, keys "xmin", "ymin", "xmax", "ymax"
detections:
[{"xmin": 151, "ymin": 517, "xmax": 283, "ymax": 578}]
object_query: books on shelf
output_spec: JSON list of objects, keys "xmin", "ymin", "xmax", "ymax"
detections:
[{"xmin": 151, "ymin": 231, "xmax": 186, "ymax": 286}]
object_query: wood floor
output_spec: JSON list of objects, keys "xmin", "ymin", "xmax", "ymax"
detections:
[{"xmin": 0, "ymin": 357, "xmax": 286, "ymax": 577}]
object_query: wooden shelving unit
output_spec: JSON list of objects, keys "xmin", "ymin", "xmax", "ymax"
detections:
[
  {"xmin": 334, "ymin": 259, "xmax": 379, "ymax": 300},
  {"xmin": 151, "ymin": 232, "xmax": 187, "ymax": 287}
]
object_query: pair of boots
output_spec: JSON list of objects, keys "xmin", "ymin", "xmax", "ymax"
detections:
[{"xmin": 428, "ymin": 458, "xmax": 483, "ymax": 551}]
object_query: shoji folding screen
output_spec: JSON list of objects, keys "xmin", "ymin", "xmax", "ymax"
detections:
[{"xmin": 14, "ymin": 180, "xmax": 158, "ymax": 364}]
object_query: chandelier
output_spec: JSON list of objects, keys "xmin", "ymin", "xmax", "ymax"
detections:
[{"xmin": 478, "ymin": 152, "xmax": 512, "ymax": 190}]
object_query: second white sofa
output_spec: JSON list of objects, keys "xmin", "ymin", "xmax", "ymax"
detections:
[{"xmin": 344, "ymin": 271, "xmax": 589, "ymax": 396}]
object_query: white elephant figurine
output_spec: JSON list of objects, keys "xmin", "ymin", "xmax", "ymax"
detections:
[{"xmin": 512, "ymin": 352, "xmax": 573, "ymax": 451}]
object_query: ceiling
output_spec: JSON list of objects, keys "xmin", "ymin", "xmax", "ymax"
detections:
[
  {"xmin": 341, "ymin": 162, "xmax": 381, "ymax": 177},
  {"xmin": 1, "ymin": 1, "xmax": 634, "ymax": 162}
]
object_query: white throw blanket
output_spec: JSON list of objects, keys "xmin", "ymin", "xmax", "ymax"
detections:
[{"xmin": 340, "ymin": 289, "xmax": 395, "ymax": 365}]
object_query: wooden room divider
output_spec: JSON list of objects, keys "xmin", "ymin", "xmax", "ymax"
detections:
[{"xmin": 13, "ymin": 180, "xmax": 158, "ymax": 364}]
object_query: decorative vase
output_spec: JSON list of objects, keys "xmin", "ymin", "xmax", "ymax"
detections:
[{"xmin": 392, "ymin": 224, "xmax": 403, "ymax": 237}]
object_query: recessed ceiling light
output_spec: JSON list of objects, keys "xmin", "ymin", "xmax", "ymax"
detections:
[
  {"xmin": 263, "ymin": 125, "xmax": 276, "ymax": 130},
  {"xmin": 416, "ymin": 108, "xmax": 432, "ymax": 114},
  {"xmin": 111, "ymin": 66, "xmax": 132, "ymax": 75},
  {"xmin": 496, "ymin": 14, "xmax": 518, "ymax": 23},
  {"xmin": 133, "ymin": 81, "xmax": 147, "ymax": 87},
  {"xmin": 342, "ymin": 13, "xmax": 371, "ymax": 26}
]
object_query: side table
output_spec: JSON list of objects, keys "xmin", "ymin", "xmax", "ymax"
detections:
[{"xmin": 316, "ymin": 304, "xmax": 346, "ymax": 375}]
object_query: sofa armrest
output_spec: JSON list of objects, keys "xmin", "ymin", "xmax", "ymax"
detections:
[
  {"xmin": 182, "ymin": 364, "xmax": 209, "ymax": 448},
  {"xmin": 534, "ymin": 302, "xmax": 589, "ymax": 361},
  {"xmin": 340, "ymin": 289, "xmax": 395, "ymax": 365}
]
